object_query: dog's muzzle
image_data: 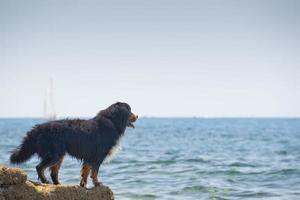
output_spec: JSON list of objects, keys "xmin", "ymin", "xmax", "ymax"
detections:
[{"xmin": 127, "ymin": 113, "xmax": 138, "ymax": 128}]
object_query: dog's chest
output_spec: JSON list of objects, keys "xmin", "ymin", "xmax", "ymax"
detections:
[{"xmin": 104, "ymin": 136, "xmax": 123, "ymax": 163}]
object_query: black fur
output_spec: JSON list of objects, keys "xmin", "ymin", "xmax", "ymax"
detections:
[{"xmin": 10, "ymin": 102, "xmax": 137, "ymax": 186}]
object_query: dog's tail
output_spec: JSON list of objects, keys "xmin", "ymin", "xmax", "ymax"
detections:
[{"xmin": 10, "ymin": 129, "xmax": 37, "ymax": 164}]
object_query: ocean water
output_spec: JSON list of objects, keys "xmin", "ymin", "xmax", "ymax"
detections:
[{"xmin": 0, "ymin": 118, "xmax": 300, "ymax": 200}]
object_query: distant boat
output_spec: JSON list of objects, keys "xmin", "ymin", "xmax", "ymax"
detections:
[{"xmin": 43, "ymin": 78, "xmax": 56, "ymax": 121}]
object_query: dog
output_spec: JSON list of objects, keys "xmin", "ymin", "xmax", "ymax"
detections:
[{"xmin": 10, "ymin": 102, "xmax": 138, "ymax": 187}]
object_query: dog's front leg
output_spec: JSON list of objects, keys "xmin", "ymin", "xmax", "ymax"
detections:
[{"xmin": 90, "ymin": 163, "xmax": 102, "ymax": 187}]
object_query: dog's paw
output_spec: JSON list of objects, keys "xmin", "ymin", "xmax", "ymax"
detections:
[
  {"xmin": 80, "ymin": 180, "xmax": 87, "ymax": 187},
  {"xmin": 42, "ymin": 180, "xmax": 51, "ymax": 184},
  {"xmin": 94, "ymin": 181, "xmax": 103, "ymax": 187}
]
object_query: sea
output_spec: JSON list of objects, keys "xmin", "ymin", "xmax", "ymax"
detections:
[{"xmin": 0, "ymin": 118, "xmax": 300, "ymax": 200}]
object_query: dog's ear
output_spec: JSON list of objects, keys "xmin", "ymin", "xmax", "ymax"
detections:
[{"xmin": 109, "ymin": 104, "xmax": 130, "ymax": 133}]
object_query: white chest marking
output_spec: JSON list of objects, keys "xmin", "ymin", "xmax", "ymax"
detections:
[{"xmin": 104, "ymin": 137, "xmax": 123, "ymax": 163}]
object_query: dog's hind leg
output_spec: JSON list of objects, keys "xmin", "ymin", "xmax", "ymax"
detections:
[
  {"xmin": 80, "ymin": 163, "xmax": 91, "ymax": 187},
  {"xmin": 50, "ymin": 156, "xmax": 64, "ymax": 185},
  {"xmin": 36, "ymin": 154, "xmax": 61, "ymax": 184}
]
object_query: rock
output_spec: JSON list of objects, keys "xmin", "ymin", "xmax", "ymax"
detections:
[
  {"xmin": 0, "ymin": 166, "xmax": 27, "ymax": 186},
  {"xmin": 0, "ymin": 165, "xmax": 114, "ymax": 200}
]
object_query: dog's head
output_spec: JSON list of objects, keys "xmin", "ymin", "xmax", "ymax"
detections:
[{"xmin": 99, "ymin": 102, "xmax": 138, "ymax": 133}]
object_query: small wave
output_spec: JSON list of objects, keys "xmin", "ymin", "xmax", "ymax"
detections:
[
  {"xmin": 226, "ymin": 178, "xmax": 236, "ymax": 183},
  {"xmin": 148, "ymin": 160, "xmax": 177, "ymax": 165},
  {"xmin": 180, "ymin": 186, "xmax": 231, "ymax": 199},
  {"xmin": 182, "ymin": 185, "xmax": 218, "ymax": 193},
  {"xmin": 185, "ymin": 158, "xmax": 209, "ymax": 163},
  {"xmin": 235, "ymin": 191, "xmax": 279, "ymax": 198},
  {"xmin": 228, "ymin": 162, "xmax": 256, "ymax": 167},
  {"xmin": 267, "ymin": 168, "xmax": 300, "ymax": 175},
  {"xmin": 275, "ymin": 150, "xmax": 288, "ymax": 155},
  {"xmin": 202, "ymin": 169, "xmax": 264, "ymax": 176},
  {"xmin": 126, "ymin": 193, "xmax": 158, "ymax": 199}
]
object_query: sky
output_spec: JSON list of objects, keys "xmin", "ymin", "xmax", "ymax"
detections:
[{"xmin": 0, "ymin": 0, "xmax": 300, "ymax": 118}]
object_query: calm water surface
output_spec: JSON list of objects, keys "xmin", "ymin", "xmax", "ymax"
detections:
[{"xmin": 0, "ymin": 118, "xmax": 300, "ymax": 200}]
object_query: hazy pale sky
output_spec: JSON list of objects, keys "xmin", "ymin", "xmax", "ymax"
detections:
[{"xmin": 0, "ymin": 0, "xmax": 300, "ymax": 117}]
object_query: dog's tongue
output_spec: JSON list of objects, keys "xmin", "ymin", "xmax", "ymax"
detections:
[{"xmin": 128, "ymin": 123, "xmax": 135, "ymax": 128}]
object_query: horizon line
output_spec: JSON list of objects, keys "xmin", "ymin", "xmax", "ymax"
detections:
[{"xmin": 0, "ymin": 116, "xmax": 299, "ymax": 119}]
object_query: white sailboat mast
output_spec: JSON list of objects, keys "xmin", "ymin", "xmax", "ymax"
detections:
[{"xmin": 44, "ymin": 78, "xmax": 56, "ymax": 121}]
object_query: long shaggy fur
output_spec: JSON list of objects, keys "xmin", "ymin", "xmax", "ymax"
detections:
[
  {"xmin": 10, "ymin": 130, "xmax": 37, "ymax": 163},
  {"xmin": 9, "ymin": 102, "xmax": 137, "ymax": 186}
]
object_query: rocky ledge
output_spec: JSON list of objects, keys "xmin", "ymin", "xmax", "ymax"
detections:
[{"xmin": 0, "ymin": 165, "xmax": 114, "ymax": 200}]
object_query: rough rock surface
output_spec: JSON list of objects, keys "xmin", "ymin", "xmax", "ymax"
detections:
[
  {"xmin": 0, "ymin": 165, "xmax": 114, "ymax": 200},
  {"xmin": 0, "ymin": 166, "xmax": 27, "ymax": 186}
]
